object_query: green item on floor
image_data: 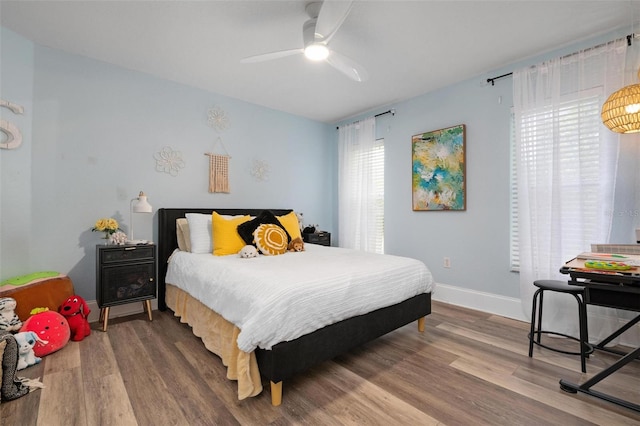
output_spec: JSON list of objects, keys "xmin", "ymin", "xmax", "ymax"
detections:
[{"xmin": 0, "ymin": 271, "xmax": 60, "ymax": 287}]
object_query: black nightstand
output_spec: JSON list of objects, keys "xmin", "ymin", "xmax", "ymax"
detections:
[
  {"xmin": 303, "ymin": 232, "xmax": 331, "ymax": 246},
  {"xmin": 96, "ymin": 243, "xmax": 157, "ymax": 331}
]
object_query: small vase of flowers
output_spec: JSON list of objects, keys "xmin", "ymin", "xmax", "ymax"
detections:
[{"xmin": 92, "ymin": 218, "xmax": 121, "ymax": 242}]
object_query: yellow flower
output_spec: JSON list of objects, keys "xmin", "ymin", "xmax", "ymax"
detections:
[
  {"xmin": 94, "ymin": 218, "xmax": 106, "ymax": 231},
  {"xmin": 106, "ymin": 218, "xmax": 118, "ymax": 231},
  {"xmin": 92, "ymin": 217, "xmax": 120, "ymax": 234}
]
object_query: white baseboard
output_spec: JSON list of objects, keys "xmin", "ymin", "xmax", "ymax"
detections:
[
  {"xmin": 432, "ymin": 282, "xmax": 640, "ymax": 347},
  {"xmin": 431, "ymin": 282, "xmax": 528, "ymax": 322},
  {"xmin": 86, "ymin": 299, "xmax": 158, "ymax": 324}
]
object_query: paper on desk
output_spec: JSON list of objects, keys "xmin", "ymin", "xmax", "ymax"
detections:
[{"xmin": 576, "ymin": 252, "xmax": 640, "ymax": 266}]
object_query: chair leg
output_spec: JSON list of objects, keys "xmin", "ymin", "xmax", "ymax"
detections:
[
  {"xmin": 536, "ymin": 290, "xmax": 544, "ymax": 344},
  {"xmin": 575, "ymin": 294, "xmax": 588, "ymax": 373},
  {"xmin": 581, "ymin": 296, "xmax": 590, "ymax": 358},
  {"xmin": 529, "ymin": 289, "xmax": 541, "ymax": 357}
]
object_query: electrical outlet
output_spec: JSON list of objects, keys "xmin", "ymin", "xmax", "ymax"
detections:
[{"xmin": 443, "ymin": 257, "xmax": 451, "ymax": 268}]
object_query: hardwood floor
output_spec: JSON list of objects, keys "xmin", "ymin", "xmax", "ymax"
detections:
[{"xmin": 1, "ymin": 301, "xmax": 639, "ymax": 425}]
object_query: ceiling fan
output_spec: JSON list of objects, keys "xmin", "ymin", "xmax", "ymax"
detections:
[{"xmin": 240, "ymin": 1, "xmax": 368, "ymax": 82}]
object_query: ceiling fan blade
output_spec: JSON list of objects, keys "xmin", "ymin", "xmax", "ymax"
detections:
[
  {"xmin": 240, "ymin": 48, "xmax": 303, "ymax": 64},
  {"xmin": 315, "ymin": 0, "xmax": 353, "ymax": 43},
  {"xmin": 326, "ymin": 50, "xmax": 368, "ymax": 82}
]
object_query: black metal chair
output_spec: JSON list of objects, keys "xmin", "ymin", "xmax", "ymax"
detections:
[{"xmin": 528, "ymin": 279, "xmax": 593, "ymax": 373}]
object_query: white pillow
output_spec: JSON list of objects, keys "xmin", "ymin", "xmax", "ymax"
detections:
[
  {"xmin": 185, "ymin": 213, "xmax": 253, "ymax": 254},
  {"xmin": 185, "ymin": 213, "xmax": 212, "ymax": 254}
]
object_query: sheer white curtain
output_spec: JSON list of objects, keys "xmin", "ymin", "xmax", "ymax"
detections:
[
  {"xmin": 338, "ymin": 116, "xmax": 382, "ymax": 252},
  {"xmin": 513, "ymin": 38, "xmax": 626, "ymax": 342}
]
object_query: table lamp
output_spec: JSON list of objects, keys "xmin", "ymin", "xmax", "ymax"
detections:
[{"xmin": 129, "ymin": 191, "xmax": 152, "ymax": 244}]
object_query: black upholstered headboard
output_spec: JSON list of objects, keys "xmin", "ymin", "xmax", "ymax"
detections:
[{"xmin": 156, "ymin": 208, "xmax": 292, "ymax": 310}]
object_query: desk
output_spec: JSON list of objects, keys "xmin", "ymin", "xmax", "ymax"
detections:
[{"xmin": 559, "ymin": 264, "xmax": 640, "ymax": 412}]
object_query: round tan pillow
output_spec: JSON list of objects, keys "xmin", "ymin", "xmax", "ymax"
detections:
[{"xmin": 254, "ymin": 224, "xmax": 288, "ymax": 255}]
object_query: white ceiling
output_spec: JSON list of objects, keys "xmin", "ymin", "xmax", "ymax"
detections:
[{"xmin": 1, "ymin": 1, "xmax": 636, "ymax": 123}]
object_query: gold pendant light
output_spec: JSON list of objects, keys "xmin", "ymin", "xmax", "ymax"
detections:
[{"xmin": 602, "ymin": 69, "xmax": 640, "ymax": 133}]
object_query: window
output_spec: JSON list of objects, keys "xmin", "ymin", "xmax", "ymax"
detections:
[
  {"xmin": 371, "ymin": 139, "xmax": 385, "ymax": 253},
  {"xmin": 368, "ymin": 138, "xmax": 385, "ymax": 253},
  {"xmin": 509, "ymin": 109, "xmax": 519, "ymax": 271},
  {"xmin": 510, "ymin": 91, "xmax": 604, "ymax": 271},
  {"xmin": 344, "ymin": 138, "xmax": 385, "ymax": 253},
  {"xmin": 338, "ymin": 116, "xmax": 384, "ymax": 253}
]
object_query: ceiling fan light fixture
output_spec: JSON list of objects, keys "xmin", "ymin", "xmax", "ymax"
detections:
[{"xmin": 304, "ymin": 44, "xmax": 329, "ymax": 61}]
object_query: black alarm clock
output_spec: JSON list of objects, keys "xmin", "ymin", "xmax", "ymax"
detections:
[{"xmin": 303, "ymin": 226, "xmax": 316, "ymax": 234}]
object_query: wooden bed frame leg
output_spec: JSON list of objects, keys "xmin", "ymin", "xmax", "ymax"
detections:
[
  {"xmin": 417, "ymin": 316, "xmax": 425, "ymax": 332},
  {"xmin": 270, "ymin": 381, "xmax": 282, "ymax": 406}
]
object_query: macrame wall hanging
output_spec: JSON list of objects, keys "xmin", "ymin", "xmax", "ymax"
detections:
[
  {"xmin": 205, "ymin": 105, "xmax": 231, "ymax": 193},
  {"xmin": 205, "ymin": 137, "xmax": 231, "ymax": 193}
]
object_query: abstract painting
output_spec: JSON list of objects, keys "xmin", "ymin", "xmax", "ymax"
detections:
[{"xmin": 412, "ymin": 124, "xmax": 466, "ymax": 211}]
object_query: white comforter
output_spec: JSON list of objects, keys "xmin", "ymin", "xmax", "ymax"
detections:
[{"xmin": 165, "ymin": 244, "xmax": 433, "ymax": 352}]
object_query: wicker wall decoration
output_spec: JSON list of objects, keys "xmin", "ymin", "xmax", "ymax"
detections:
[
  {"xmin": 154, "ymin": 146, "xmax": 185, "ymax": 176},
  {"xmin": 250, "ymin": 159, "xmax": 270, "ymax": 181},
  {"xmin": 207, "ymin": 106, "xmax": 229, "ymax": 132},
  {"xmin": 206, "ymin": 153, "xmax": 230, "ymax": 193},
  {"xmin": 204, "ymin": 137, "xmax": 230, "ymax": 193},
  {"xmin": 0, "ymin": 99, "xmax": 25, "ymax": 150}
]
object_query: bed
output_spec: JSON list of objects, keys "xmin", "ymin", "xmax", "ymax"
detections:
[{"xmin": 157, "ymin": 208, "xmax": 433, "ymax": 406}]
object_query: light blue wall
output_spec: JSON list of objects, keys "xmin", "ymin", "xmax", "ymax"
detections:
[
  {"xmin": 1, "ymin": 27, "xmax": 34, "ymax": 284},
  {"xmin": 336, "ymin": 27, "xmax": 640, "ymax": 299},
  {"xmin": 0, "ymin": 27, "xmax": 333, "ymax": 301},
  {"xmin": 3, "ymin": 25, "xmax": 639, "ymax": 306},
  {"xmin": 344, "ymin": 72, "xmax": 519, "ymax": 297}
]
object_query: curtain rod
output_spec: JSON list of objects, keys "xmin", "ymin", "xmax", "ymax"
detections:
[
  {"xmin": 336, "ymin": 109, "xmax": 396, "ymax": 130},
  {"xmin": 375, "ymin": 109, "xmax": 395, "ymax": 118},
  {"xmin": 486, "ymin": 32, "xmax": 639, "ymax": 86},
  {"xmin": 486, "ymin": 72, "xmax": 512, "ymax": 86}
]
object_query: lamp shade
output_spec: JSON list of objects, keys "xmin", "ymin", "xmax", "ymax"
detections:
[
  {"xmin": 133, "ymin": 191, "xmax": 153, "ymax": 213},
  {"xmin": 601, "ymin": 82, "xmax": 640, "ymax": 134},
  {"xmin": 129, "ymin": 191, "xmax": 152, "ymax": 242}
]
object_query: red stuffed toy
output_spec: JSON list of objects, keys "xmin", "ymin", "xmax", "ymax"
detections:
[
  {"xmin": 58, "ymin": 295, "xmax": 91, "ymax": 341},
  {"xmin": 20, "ymin": 309, "xmax": 70, "ymax": 357}
]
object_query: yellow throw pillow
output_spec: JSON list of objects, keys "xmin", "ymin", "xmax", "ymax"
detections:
[
  {"xmin": 254, "ymin": 224, "xmax": 288, "ymax": 256},
  {"xmin": 212, "ymin": 212, "xmax": 251, "ymax": 256},
  {"xmin": 277, "ymin": 211, "xmax": 302, "ymax": 241}
]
